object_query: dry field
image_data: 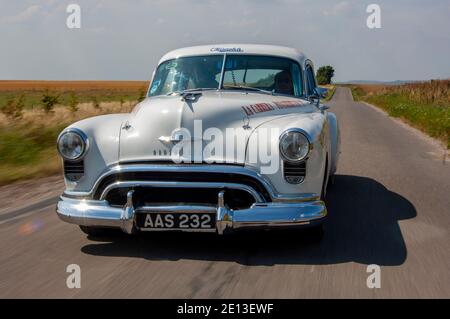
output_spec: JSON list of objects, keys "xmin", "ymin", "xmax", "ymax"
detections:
[
  {"xmin": 0, "ymin": 80, "xmax": 149, "ymax": 91},
  {"xmin": 0, "ymin": 80, "xmax": 150, "ymax": 109},
  {"xmin": 0, "ymin": 81, "xmax": 146, "ymax": 185}
]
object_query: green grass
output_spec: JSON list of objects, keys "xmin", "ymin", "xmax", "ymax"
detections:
[
  {"xmin": 0, "ymin": 124, "xmax": 70, "ymax": 185},
  {"xmin": 349, "ymin": 85, "xmax": 450, "ymax": 148},
  {"xmin": 348, "ymin": 85, "xmax": 366, "ymax": 101},
  {"xmin": 323, "ymin": 85, "xmax": 336, "ymax": 102}
]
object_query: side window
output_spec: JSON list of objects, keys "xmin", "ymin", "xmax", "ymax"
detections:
[{"xmin": 306, "ymin": 65, "xmax": 317, "ymax": 95}]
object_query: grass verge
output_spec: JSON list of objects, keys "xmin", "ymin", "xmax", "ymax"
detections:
[
  {"xmin": 348, "ymin": 81, "xmax": 450, "ymax": 149},
  {"xmin": 321, "ymin": 85, "xmax": 336, "ymax": 102}
]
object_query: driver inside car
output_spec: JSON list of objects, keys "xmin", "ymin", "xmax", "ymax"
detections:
[{"xmin": 273, "ymin": 70, "xmax": 294, "ymax": 95}]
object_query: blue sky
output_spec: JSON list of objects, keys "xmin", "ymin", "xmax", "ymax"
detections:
[{"xmin": 1, "ymin": 0, "xmax": 449, "ymax": 82}]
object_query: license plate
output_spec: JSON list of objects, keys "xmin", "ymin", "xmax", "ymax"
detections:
[{"xmin": 136, "ymin": 212, "xmax": 216, "ymax": 230}]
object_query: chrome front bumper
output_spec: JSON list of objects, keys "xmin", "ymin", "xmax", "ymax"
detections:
[{"xmin": 56, "ymin": 190, "xmax": 327, "ymax": 235}]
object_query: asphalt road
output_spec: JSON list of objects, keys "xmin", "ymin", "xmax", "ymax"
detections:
[{"xmin": 0, "ymin": 87, "xmax": 449, "ymax": 298}]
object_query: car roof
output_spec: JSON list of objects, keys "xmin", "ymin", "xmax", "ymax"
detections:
[{"xmin": 158, "ymin": 44, "xmax": 307, "ymax": 65}]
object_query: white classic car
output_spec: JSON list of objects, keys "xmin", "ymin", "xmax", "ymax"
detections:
[{"xmin": 56, "ymin": 44, "xmax": 340, "ymax": 240}]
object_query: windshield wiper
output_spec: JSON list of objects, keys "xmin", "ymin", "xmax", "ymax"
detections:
[
  {"xmin": 166, "ymin": 88, "xmax": 218, "ymax": 96},
  {"xmin": 222, "ymin": 85, "xmax": 273, "ymax": 95}
]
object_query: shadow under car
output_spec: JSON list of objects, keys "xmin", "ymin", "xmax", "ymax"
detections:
[{"xmin": 81, "ymin": 175, "xmax": 416, "ymax": 266}]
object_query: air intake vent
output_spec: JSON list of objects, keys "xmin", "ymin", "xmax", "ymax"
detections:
[
  {"xmin": 283, "ymin": 161, "xmax": 306, "ymax": 184},
  {"xmin": 64, "ymin": 160, "xmax": 84, "ymax": 182}
]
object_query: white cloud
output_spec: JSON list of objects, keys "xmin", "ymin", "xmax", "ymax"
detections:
[
  {"xmin": 323, "ymin": 1, "xmax": 353, "ymax": 16},
  {"xmin": 0, "ymin": 5, "xmax": 40, "ymax": 23}
]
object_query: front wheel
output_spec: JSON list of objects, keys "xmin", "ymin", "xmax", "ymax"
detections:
[{"xmin": 307, "ymin": 224, "xmax": 324, "ymax": 242}]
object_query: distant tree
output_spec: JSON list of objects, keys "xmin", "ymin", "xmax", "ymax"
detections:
[
  {"xmin": 1, "ymin": 94, "xmax": 25, "ymax": 119},
  {"xmin": 68, "ymin": 91, "xmax": 78, "ymax": 113},
  {"xmin": 41, "ymin": 90, "xmax": 59, "ymax": 114},
  {"xmin": 316, "ymin": 66, "xmax": 335, "ymax": 85}
]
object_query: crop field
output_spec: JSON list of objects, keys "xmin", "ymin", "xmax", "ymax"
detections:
[
  {"xmin": 0, "ymin": 81, "xmax": 148, "ymax": 185},
  {"xmin": 0, "ymin": 80, "xmax": 149, "ymax": 109},
  {"xmin": 348, "ymin": 80, "xmax": 450, "ymax": 148}
]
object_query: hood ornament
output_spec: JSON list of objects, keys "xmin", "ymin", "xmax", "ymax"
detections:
[
  {"xmin": 158, "ymin": 135, "xmax": 183, "ymax": 145},
  {"xmin": 181, "ymin": 92, "xmax": 202, "ymax": 102},
  {"xmin": 158, "ymin": 134, "xmax": 202, "ymax": 145}
]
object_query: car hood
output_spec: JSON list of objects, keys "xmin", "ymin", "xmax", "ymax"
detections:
[{"xmin": 119, "ymin": 91, "xmax": 314, "ymax": 164}]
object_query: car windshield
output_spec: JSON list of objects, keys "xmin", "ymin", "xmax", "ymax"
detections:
[
  {"xmin": 222, "ymin": 55, "xmax": 303, "ymax": 97},
  {"xmin": 148, "ymin": 54, "xmax": 303, "ymax": 97},
  {"xmin": 149, "ymin": 55, "xmax": 223, "ymax": 96}
]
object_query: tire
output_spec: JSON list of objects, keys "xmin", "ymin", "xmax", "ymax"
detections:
[
  {"xmin": 307, "ymin": 224, "xmax": 324, "ymax": 242},
  {"xmin": 79, "ymin": 225, "xmax": 118, "ymax": 237},
  {"xmin": 328, "ymin": 174, "xmax": 335, "ymax": 188}
]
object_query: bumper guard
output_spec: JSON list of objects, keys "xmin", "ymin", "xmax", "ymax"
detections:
[{"xmin": 57, "ymin": 190, "xmax": 327, "ymax": 235}]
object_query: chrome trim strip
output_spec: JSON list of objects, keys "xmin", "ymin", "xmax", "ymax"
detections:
[
  {"xmin": 99, "ymin": 181, "xmax": 264, "ymax": 203},
  {"xmin": 136, "ymin": 205, "xmax": 216, "ymax": 213},
  {"xmin": 218, "ymin": 53, "xmax": 227, "ymax": 89}
]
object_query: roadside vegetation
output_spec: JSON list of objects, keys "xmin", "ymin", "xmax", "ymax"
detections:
[
  {"xmin": 348, "ymin": 80, "xmax": 450, "ymax": 148},
  {"xmin": 316, "ymin": 66, "xmax": 336, "ymax": 101},
  {"xmin": 316, "ymin": 66, "xmax": 335, "ymax": 86},
  {"xmin": 321, "ymin": 85, "xmax": 336, "ymax": 101},
  {"xmin": 0, "ymin": 81, "xmax": 147, "ymax": 185}
]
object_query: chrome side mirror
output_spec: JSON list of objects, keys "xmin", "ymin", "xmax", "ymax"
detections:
[
  {"xmin": 309, "ymin": 88, "xmax": 322, "ymax": 107},
  {"xmin": 319, "ymin": 104, "xmax": 330, "ymax": 112},
  {"xmin": 316, "ymin": 87, "xmax": 329, "ymax": 99},
  {"xmin": 310, "ymin": 88, "xmax": 330, "ymax": 112}
]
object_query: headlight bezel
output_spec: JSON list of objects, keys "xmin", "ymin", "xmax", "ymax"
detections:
[
  {"xmin": 279, "ymin": 128, "xmax": 312, "ymax": 163},
  {"xmin": 57, "ymin": 128, "xmax": 89, "ymax": 161}
]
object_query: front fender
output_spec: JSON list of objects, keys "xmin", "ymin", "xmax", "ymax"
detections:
[
  {"xmin": 244, "ymin": 112, "xmax": 329, "ymax": 196},
  {"xmin": 62, "ymin": 114, "xmax": 129, "ymax": 192}
]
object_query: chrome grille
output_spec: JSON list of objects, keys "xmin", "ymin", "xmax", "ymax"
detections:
[
  {"xmin": 105, "ymin": 187, "xmax": 256, "ymax": 210},
  {"xmin": 93, "ymin": 170, "xmax": 271, "ymax": 201},
  {"xmin": 283, "ymin": 161, "xmax": 306, "ymax": 184},
  {"xmin": 64, "ymin": 160, "xmax": 84, "ymax": 182}
]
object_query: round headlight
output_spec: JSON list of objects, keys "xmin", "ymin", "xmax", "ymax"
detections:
[
  {"xmin": 57, "ymin": 130, "xmax": 87, "ymax": 161},
  {"xmin": 279, "ymin": 130, "xmax": 311, "ymax": 162}
]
